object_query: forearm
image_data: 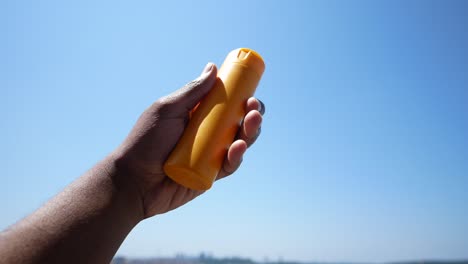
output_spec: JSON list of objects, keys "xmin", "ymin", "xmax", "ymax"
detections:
[{"xmin": 0, "ymin": 156, "xmax": 143, "ymax": 264}]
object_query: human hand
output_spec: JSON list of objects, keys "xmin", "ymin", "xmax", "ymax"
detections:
[
  {"xmin": 0, "ymin": 63, "xmax": 265, "ymax": 264},
  {"xmin": 113, "ymin": 63, "xmax": 265, "ymax": 219}
]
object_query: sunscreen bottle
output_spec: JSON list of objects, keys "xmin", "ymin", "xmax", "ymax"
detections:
[{"xmin": 163, "ymin": 48, "xmax": 265, "ymax": 190}]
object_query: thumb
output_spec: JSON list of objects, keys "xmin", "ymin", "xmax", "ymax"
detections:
[{"xmin": 162, "ymin": 63, "xmax": 217, "ymax": 115}]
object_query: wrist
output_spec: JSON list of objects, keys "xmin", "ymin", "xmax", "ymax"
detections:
[{"xmin": 103, "ymin": 154, "xmax": 145, "ymax": 225}]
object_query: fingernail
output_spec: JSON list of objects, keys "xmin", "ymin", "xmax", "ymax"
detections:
[
  {"xmin": 201, "ymin": 63, "xmax": 213, "ymax": 75},
  {"xmin": 257, "ymin": 99, "xmax": 265, "ymax": 114}
]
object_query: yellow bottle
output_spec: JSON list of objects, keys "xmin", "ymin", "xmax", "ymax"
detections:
[{"xmin": 163, "ymin": 48, "xmax": 265, "ymax": 190}]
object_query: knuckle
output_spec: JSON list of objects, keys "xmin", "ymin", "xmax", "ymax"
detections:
[
  {"xmin": 185, "ymin": 78, "xmax": 202, "ymax": 89},
  {"xmin": 151, "ymin": 97, "xmax": 174, "ymax": 115}
]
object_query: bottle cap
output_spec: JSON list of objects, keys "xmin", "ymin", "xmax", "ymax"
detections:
[{"xmin": 224, "ymin": 48, "xmax": 265, "ymax": 78}]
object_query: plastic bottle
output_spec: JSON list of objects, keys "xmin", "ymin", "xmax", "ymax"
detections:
[{"xmin": 163, "ymin": 48, "xmax": 265, "ymax": 190}]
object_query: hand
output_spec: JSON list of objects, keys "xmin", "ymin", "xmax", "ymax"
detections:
[
  {"xmin": 0, "ymin": 63, "xmax": 265, "ymax": 264},
  {"xmin": 113, "ymin": 63, "xmax": 265, "ymax": 219}
]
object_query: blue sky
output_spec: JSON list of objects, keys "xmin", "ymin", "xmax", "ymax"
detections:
[{"xmin": 2, "ymin": 0, "xmax": 468, "ymax": 262}]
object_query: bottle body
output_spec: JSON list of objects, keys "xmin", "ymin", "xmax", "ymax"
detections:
[{"xmin": 163, "ymin": 48, "xmax": 265, "ymax": 190}]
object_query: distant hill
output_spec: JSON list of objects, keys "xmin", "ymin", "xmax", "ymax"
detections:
[{"xmin": 111, "ymin": 256, "xmax": 468, "ymax": 264}]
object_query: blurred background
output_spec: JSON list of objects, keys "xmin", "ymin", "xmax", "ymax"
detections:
[{"xmin": 1, "ymin": 0, "xmax": 468, "ymax": 262}]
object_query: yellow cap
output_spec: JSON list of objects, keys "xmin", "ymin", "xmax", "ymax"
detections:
[{"xmin": 223, "ymin": 48, "xmax": 265, "ymax": 78}]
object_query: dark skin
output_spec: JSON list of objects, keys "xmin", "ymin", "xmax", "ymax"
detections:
[{"xmin": 0, "ymin": 63, "xmax": 265, "ymax": 263}]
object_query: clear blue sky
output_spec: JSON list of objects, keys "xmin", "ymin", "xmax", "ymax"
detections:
[{"xmin": 2, "ymin": 0, "xmax": 468, "ymax": 262}]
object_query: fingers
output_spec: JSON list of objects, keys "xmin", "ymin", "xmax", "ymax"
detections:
[
  {"xmin": 239, "ymin": 111, "xmax": 262, "ymax": 147},
  {"xmin": 246, "ymin": 97, "xmax": 266, "ymax": 115},
  {"xmin": 157, "ymin": 63, "xmax": 218, "ymax": 116},
  {"xmin": 216, "ymin": 139, "xmax": 247, "ymax": 180},
  {"xmin": 216, "ymin": 97, "xmax": 265, "ymax": 181},
  {"xmin": 237, "ymin": 97, "xmax": 265, "ymax": 147}
]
